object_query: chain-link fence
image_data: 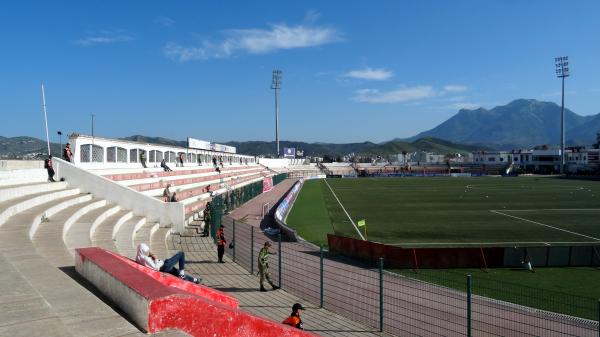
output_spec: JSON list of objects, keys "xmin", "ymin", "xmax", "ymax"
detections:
[{"xmin": 220, "ymin": 216, "xmax": 599, "ymax": 337}]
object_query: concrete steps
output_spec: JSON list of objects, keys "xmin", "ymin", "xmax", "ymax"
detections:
[
  {"xmin": 0, "ymin": 181, "xmax": 68, "ymax": 203},
  {"xmin": 91, "ymin": 209, "xmax": 132, "ymax": 252},
  {"xmin": 114, "ymin": 215, "xmax": 146, "ymax": 258},
  {"xmin": 0, "ymin": 187, "xmax": 80, "ymax": 227},
  {"xmin": 33, "ymin": 198, "xmax": 105, "ymax": 267},
  {"xmin": 0, "ymin": 191, "xmax": 141, "ymax": 337},
  {"xmin": 64, "ymin": 203, "xmax": 119, "ymax": 257},
  {"xmin": 133, "ymin": 220, "xmax": 157, "ymax": 251},
  {"xmin": 150, "ymin": 226, "xmax": 172, "ymax": 259}
]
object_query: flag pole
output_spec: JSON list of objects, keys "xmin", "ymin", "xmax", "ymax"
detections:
[{"xmin": 41, "ymin": 83, "xmax": 51, "ymax": 156}]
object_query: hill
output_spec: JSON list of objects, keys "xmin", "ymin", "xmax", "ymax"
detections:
[
  {"xmin": 0, "ymin": 135, "xmax": 479, "ymax": 159},
  {"xmin": 411, "ymin": 99, "xmax": 600, "ymax": 149}
]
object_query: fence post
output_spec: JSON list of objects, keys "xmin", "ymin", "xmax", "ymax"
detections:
[
  {"xmin": 320, "ymin": 245, "xmax": 324, "ymax": 308},
  {"xmin": 467, "ymin": 275, "xmax": 472, "ymax": 337},
  {"xmin": 232, "ymin": 220, "xmax": 236, "ymax": 263},
  {"xmin": 379, "ymin": 257, "xmax": 384, "ymax": 332},
  {"xmin": 250, "ymin": 227, "xmax": 254, "ymax": 275},
  {"xmin": 278, "ymin": 233, "xmax": 282, "ymax": 288}
]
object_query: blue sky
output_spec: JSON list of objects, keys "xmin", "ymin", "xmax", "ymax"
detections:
[{"xmin": 1, "ymin": 0, "xmax": 599, "ymax": 143}]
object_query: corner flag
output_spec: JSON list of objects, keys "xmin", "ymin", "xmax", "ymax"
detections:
[{"xmin": 357, "ymin": 219, "xmax": 367, "ymax": 240}]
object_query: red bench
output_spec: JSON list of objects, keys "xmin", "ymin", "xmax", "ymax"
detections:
[{"xmin": 75, "ymin": 247, "xmax": 318, "ymax": 337}]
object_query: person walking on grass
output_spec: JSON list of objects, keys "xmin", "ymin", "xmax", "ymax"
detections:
[
  {"xmin": 258, "ymin": 241, "xmax": 279, "ymax": 292},
  {"xmin": 282, "ymin": 303, "xmax": 305, "ymax": 329},
  {"xmin": 216, "ymin": 225, "xmax": 226, "ymax": 263},
  {"xmin": 135, "ymin": 243, "xmax": 200, "ymax": 284}
]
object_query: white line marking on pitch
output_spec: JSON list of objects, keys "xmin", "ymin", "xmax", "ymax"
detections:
[
  {"xmin": 490, "ymin": 210, "xmax": 600, "ymax": 241},
  {"xmin": 323, "ymin": 179, "xmax": 366, "ymax": 241},
  {"xmin": 496, "ymin": 208, "xmax": 600, "ymax": 212},
  {"xmin": 388, "ymin": 241, "xmax": 600, "ymax": 246}
]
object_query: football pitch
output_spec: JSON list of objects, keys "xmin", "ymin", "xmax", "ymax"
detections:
[
  {"xmin": 286, "ymin": 176, "xmax": 600, "ymax": 248},
  {"xmin": 286, "ymin": 176, "xmax": 600, "ymax": 318}
]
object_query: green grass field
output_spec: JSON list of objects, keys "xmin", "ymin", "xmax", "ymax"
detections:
[
  {"xmin": 285, "ymin": 176, "xmax": 600, "ymax": 317},
  {"xmin": 287, "ymin": 177, "xmax": 600, "ymax": 247}
]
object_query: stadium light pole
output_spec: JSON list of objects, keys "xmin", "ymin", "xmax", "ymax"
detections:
[
  {"xmin": 271, "ymin": 70, "xmax": 282, "ymax": 157},
  {"xmin": 555, "ymin": 56, "xmax": 570, "ymax": 174}
]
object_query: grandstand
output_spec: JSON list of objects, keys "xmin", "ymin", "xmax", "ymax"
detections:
[
  {"xmin": 258, "ymin": 158, "xmax": 325, "ymax": 178},
  {"xmin": 0, "ymin": 134, "xmax": 390, "ymax": 337}
]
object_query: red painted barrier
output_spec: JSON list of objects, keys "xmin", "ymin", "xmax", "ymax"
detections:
[
  {"xmin": 75, "ymin": 247, "xmax": 319, "ymax": 337},
  {"xmin": 327, "ymin": 234, "xmax": 505, "ymax": 269}
]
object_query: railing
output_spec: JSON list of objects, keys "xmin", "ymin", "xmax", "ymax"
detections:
[{"xmin": 221, "ymin": 216, "xmax": 600, "ymax": 337}]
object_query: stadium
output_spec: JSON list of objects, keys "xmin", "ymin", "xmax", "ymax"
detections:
[
  {"xmin": 2, "ymin": 129, "xmax": 600, "ymax": 336},
  {"xmin": 3, "ymin": 2, "xmax": 600, "ymax": 337}
]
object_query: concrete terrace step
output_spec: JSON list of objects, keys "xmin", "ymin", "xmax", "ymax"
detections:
[
  {"xmin": 91, "ymin": 209, "xmax": 133, "ymax": 253},
  {"xmin": 0, "ymin": 188, "xmax": 80, "ymax": 227},
  {"xmin": 150, "ymin": 226, "xmax": 172, "ymax": 259},
  {"xmin": 133, "ymin": 221, "xmax": 158, "ymax": 251},
  {"xmin": 0, "ymin": 198, "xmax": 141, "ymax": 336},
  {"xmin": 33, "ymin": 198, "xmax": 106, "ymax": 267},
  {"xmin": 115, "ymin": 216, "xmax": 146, "ymax": 259},
  {"xmin": 0, "ymin": 181, "xmax": 68, "ymax": 203},
  {"xmin": 101, "ymin": 165, "xmax": 257, "ymax": 181},
  {"xmin": 128, "ymin": 168, "xmax": 263, "ymax": 192},
  {"xmin": 64, "ymin": 203, "xmax": 119, "ymax": 257}
]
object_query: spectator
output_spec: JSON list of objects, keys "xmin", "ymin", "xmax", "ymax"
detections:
[
  {"xmin": 170, "ymin": 191, "xmax": 178, "ymax": 202},
  {"xmin": 161, "ymin": 159, "xmax": 172, "ymax": 172},
  {"xmin": 162, "ymin": 184, "xmax": 172, "ymax": 202},
  {"xmin": 140, "ymin": 151, "xmax": 147, "ymax": 168},
  {"xmin": 216, "ymin": 225, "xmax": 226, "ymax": 263},
  {"xmin": 212, "ymin": 157, "xmax": 217, "ymax": 167},
  {"xmin": 178, "ymin": 153, "xmax": 184, "ymax": 167},
  {"xmin": 44, "ymin": 155, "xmax": 56, "ymax": 182},
  {"xmin": 282, "ymin": 303, "xmax": 305, "ymax": 329},
  {"xmin": 202, "ymin": 202, "xmax": 211, "ymax": 236},
  {"xmin": 63, "ymin": 143, "xmax": 72, "ymax": 162},
  {"xmin": 135, "ymin": 243, "xmax": 200, "ymax": 284}
]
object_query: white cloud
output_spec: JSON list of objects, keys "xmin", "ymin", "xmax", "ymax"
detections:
[
  {"xmin": 344, "ymin": 67, "xmax": 393, "ymax": 81},
  {"xmin": 451, "ymin": 102, "xmax": 481, "ymax": 110},
  {"xmin": 353, "ymin": 86, "xmax": 435, "ymax": 104},
  {"xmin": 164, "ymin": 23, "xmax": 341, "ymax": 62},
  {"xmin": 442, "ymin": 85, "xmax": 468, "ymax": 93},
  {"xmin": 155, "ymin": 16, "xmax": 176, "ymax": 27},
  {"xmin": 75, "ymin": 31, "xmax": 132, "ymax": 46}
]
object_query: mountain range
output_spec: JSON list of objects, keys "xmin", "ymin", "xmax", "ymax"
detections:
[
  {"xmin": 410, "ymin": 99, "xmax": 600, "ymax": 148},
  {"xmin": 2, "ymin": 99, "xmax": 599, "ymax": 159}
]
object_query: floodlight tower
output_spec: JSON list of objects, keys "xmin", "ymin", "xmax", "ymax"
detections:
[
  {"xmin": 555, "ymin": 56, "xmax": 570, "ymax": 174},
  {"xmin": 271, "ymin": 70, "xmax": 282, "ymax": 157}
]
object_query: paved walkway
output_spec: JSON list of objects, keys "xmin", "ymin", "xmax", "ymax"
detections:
[
  {"xmin": 171, "ymin": 178, "xmax": 392, "ymax": 336},
  {"xmin": 229, "ymin": 178, "xmax": 298, "ymax": 229},
  {"xmin": 169, "ymin": 234, "xmax": 392, "ymax": 337}
]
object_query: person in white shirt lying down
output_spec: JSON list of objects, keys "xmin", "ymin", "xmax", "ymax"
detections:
[{"xmin": 136, "ymin": 243, "xmax": 200, "ymax": 284}]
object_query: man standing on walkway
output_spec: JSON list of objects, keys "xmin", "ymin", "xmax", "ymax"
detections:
[
  {"xmin": 216, "ymin": 225, "xmax": 226, "ymax": 263},
  {"xmin": 258, "ymin": 241, "xmax": 279, "ymax": 292}
]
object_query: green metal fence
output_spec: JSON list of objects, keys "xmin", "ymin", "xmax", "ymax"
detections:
[{"xmin": 221, "ymin": 216, "xmax": 600, "ymax": 337}]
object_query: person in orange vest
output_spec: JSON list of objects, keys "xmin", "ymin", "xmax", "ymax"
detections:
[
  {"xmin": 216, "ymin": 225, "xmax": 226, "ymax": 263},
  {"xmin": 282, "ymin": 303, "xmax": 305, "ymax": 329}
]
